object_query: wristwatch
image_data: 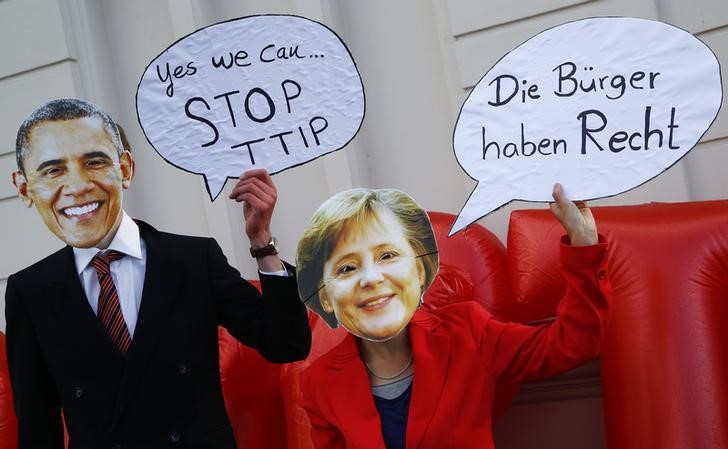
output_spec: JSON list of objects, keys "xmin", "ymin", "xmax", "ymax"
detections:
[{"xmin": 250, "ymin": 236, "xmax": 279, "ymax": 258}]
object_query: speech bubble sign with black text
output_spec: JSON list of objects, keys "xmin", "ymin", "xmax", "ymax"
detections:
[
  {"xmin": 450, "ymin": 17, "xmax": 723, "ymax": 235},
  {"xmin": 136, "ymin": 15, "xmax": 365, "ymax": 200}
]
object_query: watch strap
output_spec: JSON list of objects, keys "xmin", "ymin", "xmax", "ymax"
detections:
[{"xmin": 250, "ymin": 237, "xmax": 278, "ymax": 258}]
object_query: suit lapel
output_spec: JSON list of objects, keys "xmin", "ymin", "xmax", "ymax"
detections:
[
  {"xmin": 406, "ymin": 311, "xmax": 451, "ymax": 449},
  {"xmin": 51, "ymin": 247, "xmax": 125, "ymax": 381},
  {"xmin": 327, "ymin": 334, "xmax": 388, "ymax": 449},
  {"xmin": 111, "ymin": 226, "xmax": 180, "ymax": 427}
]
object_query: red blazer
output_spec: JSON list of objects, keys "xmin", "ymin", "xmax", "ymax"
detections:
[{"xmin": 301, "ymin": 240, "xmax": 610, "ymax": 449}]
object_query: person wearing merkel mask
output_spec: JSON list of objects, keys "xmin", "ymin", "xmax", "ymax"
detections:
[{"xmin": 296, "ymin": 187, "xmax": 611, "ymax": 449}]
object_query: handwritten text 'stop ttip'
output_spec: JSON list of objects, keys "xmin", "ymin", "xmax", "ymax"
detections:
[{"xmin": 136, "ymin": 15, "xmax": 365, "ymax": 200}]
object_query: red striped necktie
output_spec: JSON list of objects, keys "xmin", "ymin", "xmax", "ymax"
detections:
[{"xmin": 92, "ymin": 250, "xmax": 132, "ymax": 355}]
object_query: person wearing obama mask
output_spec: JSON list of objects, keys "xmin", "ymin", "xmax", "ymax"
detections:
[{"xmin": 6, "ymin": 98, "xmax": 310, "ymax": 448}]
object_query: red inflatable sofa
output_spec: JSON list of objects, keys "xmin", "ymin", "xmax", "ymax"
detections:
[{"xmin": 2, "ymin": 199, "xmax": 726, "ymax": 449}]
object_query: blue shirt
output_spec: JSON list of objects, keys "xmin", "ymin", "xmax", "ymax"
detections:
[{"xmin": 373, "ymin": 382, "xmax": 413, "ymax": 449}]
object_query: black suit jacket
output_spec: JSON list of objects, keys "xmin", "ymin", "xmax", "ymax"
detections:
[{"xmin": 5, "ymin": 221, "xmax": 311, "ymax": 449}]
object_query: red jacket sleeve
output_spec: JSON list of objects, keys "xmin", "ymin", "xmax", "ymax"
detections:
[{"xmin": 479, "ymin": 237, "xmax": 611, "ymax": 383}]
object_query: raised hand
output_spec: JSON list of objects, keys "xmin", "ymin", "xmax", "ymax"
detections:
[
  {"xmin": 229, "ymin": 169, "xmax": 277, "ymax": 246},
  {"xmin": 549, "ymin": 183, "xmax": 598, "ymax": 246}
]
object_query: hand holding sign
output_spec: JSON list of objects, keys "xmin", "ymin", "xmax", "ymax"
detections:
[
  {"xmin": 136, "ymin": 15, "xmax": 365, "ymax": 200},
  {"xmin": 550, "ymin": 183, "xmax": 597, "ymax": 247},
  {"xmin": 229, "ymin": 169, "xmax": 277, "ymax": 245},
  {"xmin": 450, "ymin": 17, "xmax": 722, "ymax": 235}
]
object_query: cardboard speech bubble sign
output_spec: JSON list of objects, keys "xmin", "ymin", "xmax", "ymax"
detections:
[
  {"xmin": 450, "ymin": 17, "xmax": 722, "ymax": 235},
  {"xmin": 136, "ymin": 15, "xmax": 365, "ymax": 200}
]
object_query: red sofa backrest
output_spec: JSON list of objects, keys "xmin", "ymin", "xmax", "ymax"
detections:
[
  {"xmin": 507, "ymin": 200, "xmax": 728, "ymax": 449},
  {"xmin": 219, "ymin": 326, "xmax": 287, "ymax": 449},
  {"xmin": 424, "ymin": 211, "xmax": 513, "ymax": 320},
  {"xmin": 0, "ymin": 332, "xmax": 18, "ymax": 449},
  {"xmin": 218, "ymin": 279, "xmax": 290, "ymax": 449}
]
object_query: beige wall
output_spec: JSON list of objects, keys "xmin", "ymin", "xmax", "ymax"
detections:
[{"xmin": 1, "ymin": 0, "xmax": 726, "ymax": 326}]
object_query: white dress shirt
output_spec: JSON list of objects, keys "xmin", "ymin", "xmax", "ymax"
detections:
[
  {"xmin": 73, "ymin": 211, "xmax": 289, "ymax": 338},
  {"xmin": 73, "ymin": 212, "xmax": 146, "ymax": 337}
]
